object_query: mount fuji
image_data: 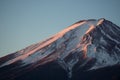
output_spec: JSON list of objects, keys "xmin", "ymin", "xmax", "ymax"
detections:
[{"xmin": 0, "ymin": 18, "xmax": 120, "ymax": 80}]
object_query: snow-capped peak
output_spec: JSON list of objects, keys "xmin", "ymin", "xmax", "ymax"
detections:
[{"xmin": 0, "ymin": 18, "xmax": 120, "ymax": 75}]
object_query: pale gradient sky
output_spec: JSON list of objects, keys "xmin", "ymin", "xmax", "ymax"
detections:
[{"xmin": 0, "ymin": 0, "xmax": 120, "ymax": 57}]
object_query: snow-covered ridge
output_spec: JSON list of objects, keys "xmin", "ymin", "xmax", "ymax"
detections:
[
  {"xmin": 0, "ymin": 20, "xmax": 87, "ymax": 67},
  {"xmin": 0, "ymin": 18, "xmax": 120, "ymax": 75}
]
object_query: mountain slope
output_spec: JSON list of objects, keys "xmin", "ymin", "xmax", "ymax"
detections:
[{"xmin": 0, "ymin": 18, "xmax": 120, "ymax": 80}]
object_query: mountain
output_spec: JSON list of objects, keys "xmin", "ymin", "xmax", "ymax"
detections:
[{"xmin": 0, "ymin": 18, "xmax": 120, "ymax": 80}]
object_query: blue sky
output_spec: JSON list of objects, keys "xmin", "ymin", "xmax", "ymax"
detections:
[{"xmin": 0, "ymin": 0, "xmax": 120, "ymax": 57}]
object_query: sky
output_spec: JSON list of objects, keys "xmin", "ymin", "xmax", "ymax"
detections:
[{"xmin": 0, "ymin": 0, "xmax": 120, "ymax": 57}]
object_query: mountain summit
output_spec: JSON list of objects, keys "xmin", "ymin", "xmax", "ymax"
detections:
[{"xmin": 0, "ymin": 18, "xmax": 120, "ymax": 80}]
